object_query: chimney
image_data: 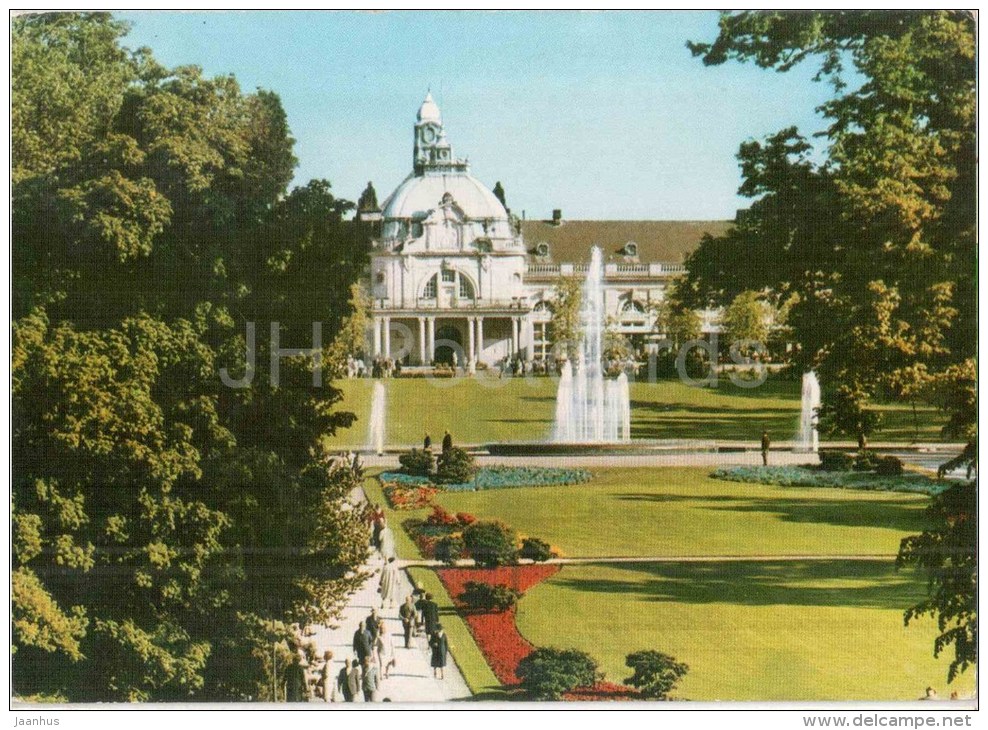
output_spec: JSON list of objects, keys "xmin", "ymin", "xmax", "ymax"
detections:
[{"xmin": 552, "ymin": 209, "xmax": 562, "ymax": 225}]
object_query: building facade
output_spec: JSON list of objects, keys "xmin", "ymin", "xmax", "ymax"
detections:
[{"xmin": 363, "ymin": 94, "xmax": 730, "ymax": 367}]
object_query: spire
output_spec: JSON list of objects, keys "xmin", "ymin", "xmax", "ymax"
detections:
[
  {"xmin": 417, "ymin": 91, "xmax": 441, "ymax": 123},
  {"xmin": 413, "ymin": 92, "xmax": 467, "ymax": 175}
]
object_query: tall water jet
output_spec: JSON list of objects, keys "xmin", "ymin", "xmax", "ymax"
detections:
[
  {"xmin": 552, "ymin": 246, "xmax": 631, "ymax": 442},
  {"xmin": 797, "ymin": 371, "xmax": 821, "ymax": 452},
  {"xmin": 368, "ymin": 381, "xmax": 386, "ymax": 455}
]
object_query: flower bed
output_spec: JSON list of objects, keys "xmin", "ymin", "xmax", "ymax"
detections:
[
  {"xmin": 437, "ymin": 565, "xmax": 559, "ymax": 685},
  {"xmin": 711, "ymin": 465, "xmax": 948, "ymax": 495},
  {"xmin": 562, "ymin": 681, "xmax": 639, "ymax": 702},
  {"xmin": 379, "ymin": 466, "xmax": 592, "ymax": 493},
  {"xmin": 381, "ymin": 483, "xmax": 438, "ymax": 510}
]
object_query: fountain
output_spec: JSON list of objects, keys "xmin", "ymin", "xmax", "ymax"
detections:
[
  {"xmin": 367, "ymin": 381, "xmax": 386, "ymax": 455},
  {"xmin": 797, "ymin": 371, "xmax": 821, "ymax": 452},
  {"xmin": 552, "ymin": 246, "xmax": 631, "ymax": 443}
]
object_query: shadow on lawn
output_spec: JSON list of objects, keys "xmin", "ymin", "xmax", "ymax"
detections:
[
  {"xmin": 612, "ymin": 491, "xmax": 929, "ymax": 533},
  {"xmin": 552, "ymin": 560, "xmax": 926, "ymax": 610}
]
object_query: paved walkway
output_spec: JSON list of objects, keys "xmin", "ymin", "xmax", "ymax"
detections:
[{"xmin": 360, "ymin": 450, "xmax": 819, "ymax": 469}]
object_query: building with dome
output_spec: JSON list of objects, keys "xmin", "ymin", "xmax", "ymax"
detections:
[{"xmin": 362, "ymin": 93, "xmax": 731, "ymax": 367}]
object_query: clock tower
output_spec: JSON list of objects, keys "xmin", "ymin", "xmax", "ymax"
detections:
[{"xmin": 413, "ymin": 91, "xmax": 467, "ymax": 175}]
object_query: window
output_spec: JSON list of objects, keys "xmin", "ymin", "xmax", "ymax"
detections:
[
  {"xmin": 623, "ymin": 241, "xmax": 638, "ymax": 257},
  {"xmin": 622, "ymin": 300, "xmax": 646, "ymax": 314},
  {"xmin": 535, "ymin": 242, "xmax": 550, "ymax": 257},
  {"xmin": 441, "ymin": 269, "xmax": 456, "ymax": 283},
  {"xmin": 422, "ymin": 274, "xmax": 437, "ymax": 299},
  {"xmin": 458, "ymin": 275, "xmax": 475, "ymax": 299},
  {"xmin": 533, "ymin": 300, "xmax": 554, "ymax": 313}
]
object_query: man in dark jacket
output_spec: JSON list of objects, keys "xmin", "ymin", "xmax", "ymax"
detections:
[
  {"xmin": 399, "ymin": 595, "xmax": 416, "ymax": 648},
  {"xmin": 424, "ymin": 433, "xmax": 432, "ymax": 451},
  {"xmin": 352, "ymin": 619, "xmax": 372, "ymax": 663},
  {"xmin": 421, "ymin": 592, "xmax": 440, "ymax": 637},
  {"xmin": 284, "ymin": 642, "xmax": 309, "ymax": 702}
]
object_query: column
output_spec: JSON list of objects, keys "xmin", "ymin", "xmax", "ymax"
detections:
[
  {"xmin": 512, "ymin": 317, "xmax": 520, "ymax": 356},
  {"xmin": 418, "ymin": 317, "xmax": 426, "ymax": 364},
  {"xmin": 427, "ymin": 317, "xmax": 436, "ymax": 364},
  {"xmin": 467, "ymin": 317, "xmax": 476, "ymax": 363},
  {"xmin": 382, "ymin": 316, "xmax": 391, "ymax": 359},
  {"xmin": 476, "ymin": 317, "xmax": 485, "ymax": 364},
  {"xmin": 372, "ymin": 316, "xmax": 382, "ymax": 357},
  {"xmin": 524, "ymin": 318, "xmax": 535, "ymax": 362}
]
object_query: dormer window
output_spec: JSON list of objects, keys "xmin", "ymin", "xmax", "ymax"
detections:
[
  {"xmin": 535, "ymin": 242, "xmax": 550, "ymax": 258},
  {"xmin": 623, "ymin": 241, "xmax": 638, "ymax": 257}
]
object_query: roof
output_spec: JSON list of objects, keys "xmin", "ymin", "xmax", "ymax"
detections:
[
  {"xmin": 520, "ymin": 220, "xmax": 733, "ymax": 264},
  {"xmin": 381, "ymin": 172, "xmax": 509, "ymax": 221}
]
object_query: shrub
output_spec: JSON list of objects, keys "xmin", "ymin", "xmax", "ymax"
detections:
[
  {"xmin": 853, "ymin": 450, "xmax": 880, "ymax": 471},
  {"xmin": 518, "ymin": 537, "xmax": 556, "ymax": 563},
  {"xmin": 875, "ymin": 455, "xmax": 904, "ymax": 476},
  {"xmin": 710, "ymin": 465, "xmax": 947, "ymax": 496},
  {"xmin": 463, "ymin": 520, "xmax": 518, "ymax": 568},
  {"xmin": 516, "ymin": 648, "xmax": 599, "ymax": 700},
  {"xmin": 398, "ymin": 448, "xmax": 434, "ymax": 477},
  {"xmin": 434, "ymin": 536, "xmax": 465, "ymax": 566},
  {"xmin": 623, "ymin": 650, "xmax": 689, "ymax": 699},
  {"xmin": 458, "ymin": 581, "xmax": 522, "ymax": 612},
  {"xmin": 436, "ymin": 446, "xmax": 477, "ymax": 484},
  {"xmin": 426, "ymin": 504, "xmax": 459, "ymax": 527},
  {"xmin": 819, "ymin": 451, "xmax": 854, "ymax": 472},
  {"xmin": 456, "ymin": 512, "xmax": 477, "ymax": 526}
]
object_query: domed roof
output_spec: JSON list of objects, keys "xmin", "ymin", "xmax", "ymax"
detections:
[
  {"xmin": 417, "ymin": 92, "xmax": 441, "ymax": 123},
  {"xmin": 381, "ymin": 172, "xmax": 509, "ymax": 221}
]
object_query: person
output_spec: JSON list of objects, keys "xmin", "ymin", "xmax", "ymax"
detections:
[
  {"xmin": 318, "ymin": 650, "xmax": 333, "ymax": 702},
  {"xmin": 420, "ymin": 592, "xmax": 440, "ymax": 637},
  {"xmin": 413, "ymin": 585, "xmax": 427, "ymax": 634},
  {"xmin": 365, "ymin": 608, "xmax": 381, "ymax": 644},
  {"xmin": 423, "ymin": 433, "xmax": 432, "ymax": 451},
  {"xmin": 353, "ymin": 619, "xmax": 372, "ymax": 664},
  {"xmin": 399, "ymin": 595, "xmax": 416, "ymax": 648},
  {"xmin": 361, "ymin": 656, "xmax": 381, "ymax": 702},
  {"xmin": 347, "ymin": 657, "xmax": 363, "ymax": 703},
  {"xmin": 920, "ymin": 686, "xmax": 938, "ymax": 700},
  {"xmin": 284, "ymin": 643, "xmax": 309, "ymax": 702},
  {"xmin": 761, "ymin": 430, "xmax": 771, "ymax": 466},
  {"xmin": 337, "ymin": 658, "xmax": 353, "ymax": 702},
  {"xmin": 378, "ymin": 518, "xmax": 397, "ymax": 562},
  {"xmin": 370, "ymin": 504, "xmax": 386, "ymax": 550},
  {"xmin": 429, "ymin": 624, "xmax": 449, "ymax": 679},
  {"xmin": 442, "ymin": 430, "xmax": 453, "ymax": 454},
  {"xmin": 374, "ymin": 620, "xmax": 397, "ymax": 679},
  {"xmin": 379, "ymin": 557, "xmax": 401, "ymax": 609}
]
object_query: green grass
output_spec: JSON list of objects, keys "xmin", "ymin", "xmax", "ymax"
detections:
[
  {"xmin": 324, "ymin": 377, "xmax": 947, "ymax": 447},
  {"xmin": 515, "ymin": 560, "xmax": 976, "ymax": 701},
  {"xmin": 432, "ymin": 467, "xmax": 930, "ymax": 558}
]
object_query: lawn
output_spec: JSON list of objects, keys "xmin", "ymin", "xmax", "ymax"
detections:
[
  {"xmin": 515, "ymin": 560, "xmax": 976, "ymax": 701},
  {"xmin": 430, "ymin": 467, "xmax": 930, "ymax": 558},
  {"xmin": 324, "ymin": 377, "xmax": 947, "ymax": 447}
]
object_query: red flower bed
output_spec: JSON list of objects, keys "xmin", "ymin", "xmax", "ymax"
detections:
[
  {"xmin": 382, "ymin": 484, "xmax": 438, "ymax": 510},
  {"xmin": 437, "ymin": 565, "xmax": 559, "ymax": 685},
  {"xmin": 562, "ymin": 681, "xmax": 640, "ymax": 701}
]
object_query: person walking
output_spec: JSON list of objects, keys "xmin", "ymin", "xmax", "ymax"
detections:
[
  {"xmin": 420, "ymin": 592, "xmax": 440, "ymax": 637},
  {"xmin": 283, "ymin": 643, "xmax": 309, "ymax": 702},
  {"xmin": 379, "ymin": 557, "xmax": 401, "ymax": 609},
  {"xmin": 399, "ymin": 595, "xmax": 416, "ymax": 648},
  {"xmin": 761, "ymin": 430, "xmax": 771, "ymax": 466},
  {"xmin": 361, "ymin": 656, "xmax": 381, "ymax": 702},
  {"xmin": 429, "ymin": 624, "xmax": 449, "ymax": 680},
  {"xmin": 442, "ymin": 430, "xmax": 453, "ymax": 454},
  {"xmin": 365, "ymin": 609, "xmax": 382, "ymax": 645},
  {"xmin": 374, "ymin": 620, "xmax": 397, "ymax": 678},
  {"xmin": 423, "ymin": 433, "xmax": 432, "ymax": 451},
  {"xmin": 347, "ymin": 657, "xmax": 363, "ymax": 703},
  {"xmin": 353, "ymin": 619, "xmax": 372, "ymax": 664},
  {"xmin": 337, "ymin": 658, "xmax": 353, "ymax": 702},
  {"xmin": 378, "ymin": 518, "xmax": 397, "ymax": 562},
  {"xmin": 318, "ymin": 650, "xmax": 334, "ymax": 702}
]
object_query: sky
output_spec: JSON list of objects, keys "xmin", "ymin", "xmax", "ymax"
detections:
[{"xmin": 116, "ymin": 10, "xmax": 841, "ymax": 221}]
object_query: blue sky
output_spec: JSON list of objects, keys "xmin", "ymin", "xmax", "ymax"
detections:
[{"xmin": 117, "ymin": 10, "xmax": 839, "ymax": 220}]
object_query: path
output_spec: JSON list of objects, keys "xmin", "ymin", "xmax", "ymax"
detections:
[
  {"xmin": 398, "ymin": 554, "xmax": 898, "ymax": 568},
  {"xmin": 360, "ymin": 450, "xmax": 816, "ymax": 469}
]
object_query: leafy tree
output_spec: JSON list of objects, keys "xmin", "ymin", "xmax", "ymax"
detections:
[
  {"xmin": 492, "ymin": 181, "xmax": 507, "ymax": 208},
  {"xmin": 357, "ymin": 181, "xmax": 378, "ymax": 211},
  {"xmin": 549, "ymin": 276, "xmax": 583, "ymax": 362},
  {"xmin": 516, "ymin": 648, "xmax": 599, "ymax": 700},
  {"xmin": 720, "ymin": 290, "xmax": 770, "ymax": 356},
  {"xmin": 816, "ymin": 385, "xmax": 881, "ymax": 450},
  {"xmin": 623, "ymin": 650, "xmax": 689, "ymax": 699},
  {"xmin": 463, "ymin": 521, "xmax": 517, "ymax": 568},
  {"xmin": 436, "ymin": 446, "xmax": 478, "ymax": 484}
]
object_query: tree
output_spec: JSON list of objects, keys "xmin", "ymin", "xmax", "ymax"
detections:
[
  {"xmin": 816, "ymin": 384, "xmax": 881, "ymax": 450},
  {"xmin": 720, "ymin": 290, "xmax": 770, "ymax": 356},
  {"xmin": 357, "ymin": 181, "xmax": 378, "ymax": 211},
  {"xmin": 549, "ymin": 276, "xmax": 583, "ymax": 362},
  {"xmin": 463, "ymin": 521, "xmax": 517, "ymax": 568},
  {"xmin": 623, "ymin": 650, "xmax": 689, "ymax": 699},
  {"xmin": 492, "ymin": 181, "xmax": 506, "ymax": 208},
  {"xmin": 516, "ymin": 648, "xmax": 598, "ymax": 700}
]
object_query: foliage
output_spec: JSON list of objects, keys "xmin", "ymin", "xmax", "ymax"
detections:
[
  {"xmin": 357, "ymin": 181, "xmax": 378, "ymax": 211},
  {"xmin": 492, "ymin": 181, "xmax": 507, "ymax": 208},
  {"xmin": 519, "ymin": 537, "xmax": 556, "ymax": 563},
  {"xmin": 853, "ymin": 450, "xmax": 880, "ymax": 471},
  {"xmin": 817, "ymin": 386, "xmax": 882, "ymax": 449},
  {"xmin": 458, "ymin": 582, "xmax": 522, "ymax": 613},
  {"xmin": 463, "ymin": 521, "xmax": 518, "ymax": 568},
  {"xmin": 398, "ymin": 448, "xmax": 434, "ymax": 477},
  {"xmin": 819, "ymin": 451, "xmax": 855, "ymax": 472},
  {"xmin": 549, "ymin": 276, "xmax": 583, "ymax": 361},
  {"xmin": 516, "ymin": 647, "xmax": 599, "ymax": 700},
  {"xmin": 623, "ymin": 650, "xmax": 689, "ymax": 699},
  {"xmin": 711, "ymin": 465, "xmax": 948, "ymax": 496},
  {"xmin": 897, "ymin": 480, "xmax": 976, "ymax": 682},
  {"xmin": 436, "ymin": 446, "xmax": 478, "ymax": 485},
  {"xmin": 875, "ymin": 455, "xmax": 904, "ymax": 477},
  {"xmin": 327, "ymin": 282, "xmax": 372, "ymax": 373},
  {"xmin": 434, "ymin": 536, "xmax": 466, "ymax": 566},
  {"xmin": 720, "ymin": 290, "xmax": 770, "ymax": 357},
  {"xmin": 11, "ymin": 13, "xmax": 369, "ymax": 701},
  {"xmin": 380, "ymin": 484, "xmax": 438, "ymax": 511}
]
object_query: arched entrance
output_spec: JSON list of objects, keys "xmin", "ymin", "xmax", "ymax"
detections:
[{"xmin": 434, "ymin": 323, "xmax": 463, "ymax": 366}]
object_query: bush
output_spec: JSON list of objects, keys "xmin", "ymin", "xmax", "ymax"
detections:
[
  {"xmin": 458, "ymin": 581, "xmax": 522, "ymax": 612},
  {"xmin": 623, "ymin": 650, "xmax": 689, "ymax": 699},
  {"xmin": 463, "ymin": 520, "xmax": 518, "ymax": 568},
  {"xmin": 853, "ymin": 450, "xmax": 880, "ymax": 471},
  {"xmin": 398, "ymin": 448, "xmax": 434, "ymax": 477},
  {"xmin": 426, "ymin": 504, "xmax": 459, "ymax": 527},
  {"xmin": 456, "ymin": 512, "xmax": 477, "ymax": 526},
  {"xmin": 518, "ymin": 537, "xmax": 556, "ymax": 563},
  {"xmin": 875, "ymin": 455, "xmax": 904, "ymax": 476},
  {"xmin": 436, "ymin": 446, "xmax": 478, "ymax": 484},
  {"xmin": 710, "ymin": 465, "xmax": 947, "ymax": 496},
  {"xmin": 434, "ymin": 536, "xmax": 464, "ymax": 566},
  {"xmin": 819, "ymin": 451, "xmax": 854, "ymax": 472},
  {"xmin": 517, "ymin": 648, "xmax": 599, "ymax": 700}
]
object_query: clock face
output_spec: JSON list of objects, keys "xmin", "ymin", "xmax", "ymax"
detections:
[{"xmin": 420, "ymin": 125, "xmax": 438, "ymax": 144}]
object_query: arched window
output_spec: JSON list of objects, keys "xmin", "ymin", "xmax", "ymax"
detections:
[
  {"xmin": 533, "ymin": 300, "xmax": 554, "ymax": 313},
  {"xmin": 621, "ymin": 300, "xmax": 646, "ymax": 317},
  {"xmin": 458, "ymin": 275, "xmax": 475, "ymax": 299},
  {"xmin": 623, "ymin": 241, "xmax": 638, "ymax": 257},
  {"xmin": 422, "ymin": 274, "xmax": 438, "ymax": 299}
]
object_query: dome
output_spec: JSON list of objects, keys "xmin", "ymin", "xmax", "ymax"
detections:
[
  {"xmin": 381, "ymin": 172, "xmax": 509, "ymax": 221},
  {"xmin": 417, "ymin": 92, "xmax": 441, "ymax": 123}
]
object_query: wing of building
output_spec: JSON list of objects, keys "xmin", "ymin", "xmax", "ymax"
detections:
[{"xmin": 360, "ymin": 93, "xmax": 731, "ymax": 368}]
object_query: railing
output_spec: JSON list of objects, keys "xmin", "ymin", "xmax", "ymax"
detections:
[
  {"xmin": 525, "ymin": 262, "xmax": 686, "ymax": 277},
  {"xmin": 373, "ymin": 298, "xmax": 530, "ymax": 311}
]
